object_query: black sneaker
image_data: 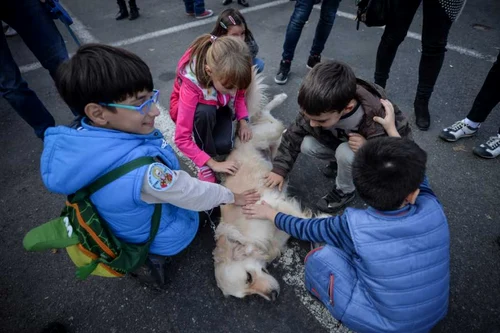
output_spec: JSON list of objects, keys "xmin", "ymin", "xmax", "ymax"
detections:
[
  {"xmin": 316, "ymin": 188, "xmax": 355, "ymax": 213},
  {"xmin": 131, "ymin": 254, "xmax": 171, "ymax": 287},
  {"xmin": 306, "ymin": 54, "xmax": 321, "ymax": 69},
  {"xmin": 274, "ymin": 60, "xmax": 291, "ymax": 85},
  {"xmin": 322, "ymin": 161, "xmax": 337, "ymax": 178}
]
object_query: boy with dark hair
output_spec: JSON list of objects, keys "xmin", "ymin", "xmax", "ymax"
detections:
[
  {"xmin": 41, "ymin": 44, "xmax": 259, "ymax": 276},
  {"xmin": 265, "ymin": 60, "xmax": 411, "ymax": 213},
  {"xmin": 243, "ymin": 103, "xmax": 450, "ymax": 332}
]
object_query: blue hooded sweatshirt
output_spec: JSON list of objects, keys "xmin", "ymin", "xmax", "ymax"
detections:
[{"xmin": 41, "ymin": 119, "xmax": 199, "ymax": 256}]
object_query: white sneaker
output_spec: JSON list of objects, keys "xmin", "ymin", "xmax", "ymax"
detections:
[
  {"xmin": 473, "ymin": 134, "xmax": 500, "ymax": 159},
  {"xmin": 439, "ymin": 120, "xmax": 478, "ymax": 142}
]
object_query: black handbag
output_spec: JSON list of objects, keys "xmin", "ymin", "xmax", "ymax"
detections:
[{"xmin": 356, "ymin": 0, "xmax": 391, "ymax": 30}]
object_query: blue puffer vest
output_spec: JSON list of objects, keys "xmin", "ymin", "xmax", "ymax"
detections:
[
  {"xmin": 41, "ymin": 121, "xmax": 199, "ymax": 256},
  {"xmin": 304, "ymin": 195, "xmax": 450, "ymax": 333}
]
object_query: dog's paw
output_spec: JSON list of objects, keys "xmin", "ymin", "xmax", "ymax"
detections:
[{"xmin": 273, "ymin": 93, "xmax": 288, "ymax": 104}]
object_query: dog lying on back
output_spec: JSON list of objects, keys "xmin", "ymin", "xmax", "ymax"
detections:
[{"xmin": 213, "ymin": 72, "xmax": 311, "ymax": 301}]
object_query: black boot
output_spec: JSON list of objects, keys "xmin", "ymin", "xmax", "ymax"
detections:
[
  {"xmin": 238, "ymin": 0, "xmax": 249, "ymax": 7},
  {"xmin": 115, "ymin": 0, "xmax": 129, "ymax": 20},
  {"xmin": 414, "ymin": 99, "xmax": 430, "ymax": 131},
  {"xmin": 128, "ymin": 0, "xmax": 140, "ymax": 20},
  {"xmin": 222, "ymin": 0, "xmax": 233, "ymax": 5}
]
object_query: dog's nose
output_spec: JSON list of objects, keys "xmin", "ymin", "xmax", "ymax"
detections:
[{"xmin": 270, "ymin": 290, "xmax": 279, "ymax": 301}]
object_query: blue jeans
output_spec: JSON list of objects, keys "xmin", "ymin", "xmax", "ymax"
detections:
[
  {"xmin": 183, "ymin": 0, "xmax": 206, "ymax": 16},
  {"xmin": 0, "ymin": 0, "xmax": 70, "ymax": 139},
  {"xmin": 282, "ymin": 0, "xmax": 341, "ymax": 61},
  {"xmin": 253, "ymin": 57, "xmax": 265, "ymax": 74}
]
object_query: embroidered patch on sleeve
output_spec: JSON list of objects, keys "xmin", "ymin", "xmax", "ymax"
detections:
[{"xmin": 147, "ymin": 163, "xmax": 176, "ymax": 191}]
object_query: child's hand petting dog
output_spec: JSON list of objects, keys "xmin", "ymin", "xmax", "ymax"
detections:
[
  {"xmin": 242, "ymin": 200, "xmax": 278, "ymax": 221},
  {"xmin": 374, "ymin": 99, "xmax": 401, "ymax": 138},
  {"xmin": 238, "ymin": 120, "xmax": 253, "ymax": 143},
  {"xmin": 264, "ymin": 172, "xmax": 284, "ymax": 192},
  {"xmin": 209, "ymin": 160, "xmax": 240, "ymax": 175},
  {"xmin": 233, "ymin": 189, "xmax": 261, "ymax": 206}
]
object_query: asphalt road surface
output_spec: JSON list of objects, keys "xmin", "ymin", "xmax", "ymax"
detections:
[{"xmin": 1, "ymin": 0, "xmax": 499, "ymax": 332}]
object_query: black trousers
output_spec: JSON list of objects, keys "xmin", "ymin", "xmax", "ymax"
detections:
[
  {"xmin": 466, "ymin": 52, "xmax": 500, "ymax": 132},
  {"xmin": 193, "ymin": 104, "xmax": 234, "ymax": 157},
  {"xmin": 374, "ymin": 0, "xmax": 453, "ymax": 102}
]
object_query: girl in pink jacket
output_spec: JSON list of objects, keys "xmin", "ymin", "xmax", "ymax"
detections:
[{"xmin": 170, "ymin": 34, "xmax": 253, "ymax": 182}]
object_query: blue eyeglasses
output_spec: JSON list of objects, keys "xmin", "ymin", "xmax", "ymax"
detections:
[{"xmin": 99, "ymin": 89, "xmax": 160, "ymax": 114}]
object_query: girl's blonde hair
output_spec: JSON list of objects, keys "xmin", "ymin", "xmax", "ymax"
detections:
[{"xmin": 189, "ymin": 34, "xmax": 252, "ymax": 90}]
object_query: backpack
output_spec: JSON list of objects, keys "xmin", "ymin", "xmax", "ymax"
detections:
[
  {"xmin": 355, "ymin": 0, "xmax": 391, "ymax": 30},
  {"xmin": 23, "ymin": 156, "xmax": 161, "ymax": 280}
]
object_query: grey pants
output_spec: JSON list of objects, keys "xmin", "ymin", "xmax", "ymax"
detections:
[{"xmin": 300, "ymin": 136, "xmax": 355, "ymax": 193}]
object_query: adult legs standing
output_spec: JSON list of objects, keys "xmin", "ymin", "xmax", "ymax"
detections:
[{"xmin": 0, "ymin": 0, "xmax": 71, "ymax": 139}]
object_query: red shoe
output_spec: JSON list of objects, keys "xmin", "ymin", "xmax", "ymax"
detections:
[
  {"xmin": 198, "ymin": 166, "xmax": 216, "ymax": 183},
  {"xmin": 195, "ymin": 10, "xmax": 213, "ymax": 19}
]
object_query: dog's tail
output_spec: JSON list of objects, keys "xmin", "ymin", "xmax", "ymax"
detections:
[{"xmin": 245, "ymin": 67, "xmax": 269, "ymax": 119}]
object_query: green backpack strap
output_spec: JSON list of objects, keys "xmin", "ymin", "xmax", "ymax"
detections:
[
  {"xmin": 73, "ymin": 156, "xmax": 157, "ymax": 201},
  {"xmin": 70, "ymin": 156, "xmax": 163, "ymax": 279}
]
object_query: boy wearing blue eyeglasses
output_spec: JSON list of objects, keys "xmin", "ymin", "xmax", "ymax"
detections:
[{"xmin": 40, "ymin": 44, "xmax": 260, "ymax": 281}]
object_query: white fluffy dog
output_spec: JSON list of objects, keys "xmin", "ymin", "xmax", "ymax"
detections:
[{"xmin": 213, "ymin": 72, "xmax": 311, "ymax": 301}]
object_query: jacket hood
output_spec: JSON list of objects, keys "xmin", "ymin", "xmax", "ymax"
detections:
[{"xmin": 41, "ymin": 119, "xmax": 164, "ymax": 195}]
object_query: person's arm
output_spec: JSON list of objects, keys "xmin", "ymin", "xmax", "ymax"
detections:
[
  {"xmin": 242, "ymin": 202, "xmax": 355, "ymax": 255},
  {"xmin": 271, "ymin": 114, "xmax": 309, "ymax": 177},
  {"xmin": 374, "ymin": 99, "xmax": 401, "ymax": 138},
  {"xmin": 275, "ymin": 213, "xmax": 355, "ymax": 255},
  {"xmin": 140, "ymin": 164, "xmax": 259, "ymax": 210},
  {"xmin": 233, "ymin": 90, "xmax": 249, "ymax": 121},
  {"xmin": 174, "ymin": 85, "xmax": 211, "ymax": 167}
]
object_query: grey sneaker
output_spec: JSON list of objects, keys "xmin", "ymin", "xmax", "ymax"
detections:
[
  {"xmin": 439, "ymin": 120, "xmax": 478, "ymax": 142},
  {"xmin": 473, "ymin": 134, "xmax": 500, "ymax": 159},
  {"xmin": 316, "ymin": 188, "xmax": 355, "ymax": 213}
]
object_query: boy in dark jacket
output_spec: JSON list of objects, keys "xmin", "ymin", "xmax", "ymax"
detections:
[{"xmin": 265, "ymin": 60, "xmax": 411, "ymax": 213}]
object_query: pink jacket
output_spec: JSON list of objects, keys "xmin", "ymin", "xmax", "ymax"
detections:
[{"xmin": 170, "ymin": 49, "xmax": 249, "ymax": 167}]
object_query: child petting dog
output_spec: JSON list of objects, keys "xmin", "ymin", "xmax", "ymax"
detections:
[
  {"xmin": 264, "ymin": 60, "xmax": 411, "ymax": 213},
  {"xmin": 41, "ymin": 44, "xmax": 260, "ymax": 272},
  {"xmin": 170, "ymin": 34, "xmax": 253, "ymax": 183},
  {"xmin": 243, "ymin": 101, "xmax": 450, "ymax": 332}
]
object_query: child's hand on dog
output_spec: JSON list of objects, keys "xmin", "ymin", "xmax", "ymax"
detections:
[
  {"xmin": 209, "ymin": 160, "xmax": 240, "ymax": 175},
  {"xmin": 233, "ymin": 189, "xmax": 261, "ymax": 206},
  {"xmin": 264, "ymin": 172, "xmax": 284, "ymax": 191},
  {"xmin": 242, "ymin": 201, "xmax": 278, "ymax": 221},
  {"xmin": 238, "ymin": 120, "xmax": 253, "ymax": 143}
]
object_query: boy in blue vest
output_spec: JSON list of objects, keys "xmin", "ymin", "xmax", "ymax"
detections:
[
  {"xmin": 41, "ymin": 44, "xmax": 260, "ymax": 283},
  {"xmin": 243, "ymin": 100, "xmax": 450, "ymax": 333}
]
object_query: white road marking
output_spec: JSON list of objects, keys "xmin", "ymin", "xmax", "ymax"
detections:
[
  {"xmin": 332, "ymin": 8, "xmax": 497, "ymax": 62},
  {"xmin": 19, "ymin": 0, "xmax": 495, "ymax": 74},
  {"xmin": 111, "ymin": 0, "xmax": 290, "ymax": 47}
]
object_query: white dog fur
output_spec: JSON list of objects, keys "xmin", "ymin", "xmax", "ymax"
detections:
[{"xmin": 213, "ymin": 70, "xmax": 311, "ymax": 301}]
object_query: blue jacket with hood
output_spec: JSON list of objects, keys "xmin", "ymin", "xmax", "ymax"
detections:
[{"xmin": 41, "ymin": 120, "xmax": 199, "ymax": 256}]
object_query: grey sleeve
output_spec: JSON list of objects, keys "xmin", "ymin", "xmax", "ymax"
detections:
[{"xmin": 140, "ymin": 169, "xmax": 235, "ymax": 211}]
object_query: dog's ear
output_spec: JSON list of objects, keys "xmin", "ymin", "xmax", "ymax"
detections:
[
  {"xmin": 213, "ymin": 236, "xmax": 232, "ymax": 264},
  {"xmin": 231, "ymin": 241, "xmax": 251, "ymax": 261}
]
